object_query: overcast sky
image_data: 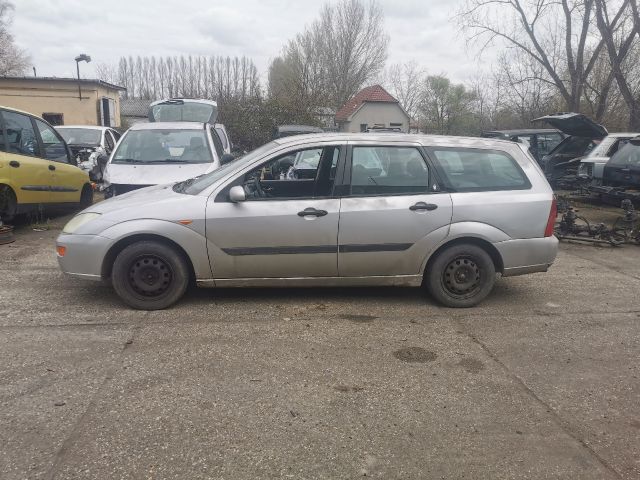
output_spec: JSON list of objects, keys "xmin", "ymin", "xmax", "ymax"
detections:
[{"xmin": 11, "ymin": 0, "xmax": 483, "ymax": 85}]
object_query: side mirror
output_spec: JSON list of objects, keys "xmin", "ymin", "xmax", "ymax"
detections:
[
  {"xmin": 229, "ymin": 185, "xmax": 246, "ymax": 203},
  {"xmin": 220, "ymin": 153, "xmax": 235, "ymax": 165}
]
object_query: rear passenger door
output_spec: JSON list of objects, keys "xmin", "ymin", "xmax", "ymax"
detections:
[
  {"xmin": 337, "ymin": 144, "xmax": 453, "ymax": 277},
  {"xmin": 34, "ymin": 119, "xmax": 81, "ymax": 204}
]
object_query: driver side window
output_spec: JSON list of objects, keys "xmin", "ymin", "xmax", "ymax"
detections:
[{"xmin": 242, "ymin": 146, "xmax": 340, "ymax": 200}]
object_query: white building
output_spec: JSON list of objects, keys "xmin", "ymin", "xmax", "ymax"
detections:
[{"xmin": 335, "ymin": 85, "xmax": 410, "ymax": 133}]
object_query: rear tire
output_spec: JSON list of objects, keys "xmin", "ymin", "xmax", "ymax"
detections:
[
  {"xmin": 426, "ymin": 243, "xmax": 496, "ymax": 308},
  {"xmin": 79, "ymin": 184, "xmax": 93, "ymax": 209},
  {"xmin": 0, "ymin": 185, "xmax": 17, "ymax": 223},
  {"xmin": 112, "ymin": 241, "xmax": 189, "ymax": 310}
]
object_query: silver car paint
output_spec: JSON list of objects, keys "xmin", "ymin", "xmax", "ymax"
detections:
[{"xmin": 57, "ymin": 133, "xmax": 558, "ymax": 289}]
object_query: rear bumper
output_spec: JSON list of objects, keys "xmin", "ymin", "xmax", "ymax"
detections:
[
  {"xmin": 56, "ymin": 233, "xmax": 112, "ymax": 280},
  {"xmin": 495, "ymin": 236, "xmax": 559, "ymax": 277}
]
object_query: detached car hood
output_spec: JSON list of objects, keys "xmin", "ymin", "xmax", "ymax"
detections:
[
  {"xmin": 104, "ymin": 162, "xmax": 216, "ymax": 186},
  {"xmin": 533, "ymin": 113, "xmax": 608, "ymax": 139}
]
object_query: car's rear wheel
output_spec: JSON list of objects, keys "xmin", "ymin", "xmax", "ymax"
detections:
[
  {"xmin": 0, "ymin": 185, "xmax": 17, "ymax": 223},
  {"xmin": 426, "ymin": 243, "xmax": 496, "ymax": 308},
  {"xmin": 79, "ymin": 184, "xmax": 93, "ymax": 209},
  {"xmin": 112, "ymin": 241, "xmax": 189, "ymax": 310}
]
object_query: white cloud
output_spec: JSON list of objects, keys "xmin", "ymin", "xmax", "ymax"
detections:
[{"xmin": 11, "ymin": 0, "xmax": 482, "ymax": 84}]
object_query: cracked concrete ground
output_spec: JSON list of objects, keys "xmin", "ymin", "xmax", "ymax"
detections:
[{"xmin": 1, "ymin": 213, "xmax": 639, "ymax": 479}]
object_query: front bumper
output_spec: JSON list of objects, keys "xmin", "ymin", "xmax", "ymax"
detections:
[
  {"xmin": 56, "ymin": 233, "xmax": 113, "ymax": 281},
  {"xmin": 495, "ymin": 236, "xmax": 559, "ymax": 277}
]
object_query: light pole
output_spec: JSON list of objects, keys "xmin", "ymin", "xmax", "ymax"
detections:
[{"xmin": 74, "ymin": 54, "xmax": 91, "ymax": 100}]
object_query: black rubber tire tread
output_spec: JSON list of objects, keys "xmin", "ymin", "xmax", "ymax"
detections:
[
  {"xmin": 0, "ymin": 184, "xmax": 17, "ymax": 222},
  {"xmin": 112, "ymin": 241, "xmax": 189, "ymax": 310},
  {"xmin": 79, "ymin": 184, "xmax": 93, "ymax": 209},
  {"xmin": 426, "ymin": 243, "xmax": 496, "ymax": 308}
]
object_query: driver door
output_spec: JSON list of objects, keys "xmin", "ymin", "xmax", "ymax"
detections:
[{"xmin": 205, "ymin": 144, "xmax": 343, "ymax": 279}]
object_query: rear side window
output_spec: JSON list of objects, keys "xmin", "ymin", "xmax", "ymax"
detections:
[
  {"xmin": 350, "ymin": 146, "xmax": 429, "ymax": 195},
  {"xmin": 430, "ymin": 148, "xmax": 531, "ymax": 192}
]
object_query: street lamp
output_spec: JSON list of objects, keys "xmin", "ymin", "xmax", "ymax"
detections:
[{"xmin": 74, "ymin": 54, "xmax": 91, "ymax": 100}]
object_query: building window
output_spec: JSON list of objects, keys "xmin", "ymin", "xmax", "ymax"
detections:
[
  {"xmin": 360, "ymin": 123, "xmax": 368, "ymax": 132},
  {"xmin": 42, "ymin": 113, "xmax": 64, "ymax": 126}
]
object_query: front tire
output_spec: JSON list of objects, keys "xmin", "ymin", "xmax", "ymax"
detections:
[
  {"xmin": 112, "ymin": 241, "xmax": 189, "ymax": 310},
  {"xmin": 79, "ymin": 184, "xmax": 93, "ymax": 209},
  {"xmin": 426, "ymin": 243, "xmax": 496, "ymax": 308},
  {"xmin": 0, "ymin": 185, "xmax": 17, "ymax": 223}
]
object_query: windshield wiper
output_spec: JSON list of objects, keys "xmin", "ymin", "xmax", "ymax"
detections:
[
  {"xmin": 144, "ymin": 159, "xmax": 188, "ymax": 164},
  {"xmin": 115, "ymin": 158, "xmax": 144, "ymax": 164}
]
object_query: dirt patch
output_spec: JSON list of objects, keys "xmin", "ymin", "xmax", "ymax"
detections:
[
  {"xmin": 393, "ymin": 347, "xmax": 437, "ymax": 363},
  {"xmin": 341, "ymin": 314, "xmax": 377, "ymax": 323},
  {"xmin": 458, "ymin": 357, "xmax": 485, "ymax": 374},
  {"xmin": 334, "ymin": 385, "xmax": 364, "ymax": 393}
]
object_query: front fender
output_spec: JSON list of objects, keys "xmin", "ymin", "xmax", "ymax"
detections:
[{"xmin": 100, "ymin": 219, "xmax": 212, "ymax": 279}]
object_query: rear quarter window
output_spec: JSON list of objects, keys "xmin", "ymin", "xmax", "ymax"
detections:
[{"xmin": 429, "ymin": 148, "xmax": 531, "ymax": 192}]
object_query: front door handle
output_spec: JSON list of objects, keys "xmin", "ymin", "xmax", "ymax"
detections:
[
  {"xmin": 9, "ymin": 160, "xmax": 20, "ymax": 168},
  {"xmin": 49, "ymin": 164, "xmax": 56, "ymax": 171},
  {"xmin": 298, "ymin": 207, "xmax": 328, "ymax": 217},
  {"xmin": 410, "ymin": 202, "xmax": 438, "ymax": 211}
]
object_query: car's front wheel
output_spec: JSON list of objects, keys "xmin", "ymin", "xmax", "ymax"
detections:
[
  {"xmin": 426, "ymin": 243, "xmax": 496, "ymax": 308},
  {"xmin": 112, "ymin": 241, "xmax": 190, "ymax": 310}
]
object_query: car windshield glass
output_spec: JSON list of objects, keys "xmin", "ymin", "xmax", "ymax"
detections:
[
  {"xmin": 58, "ymin": 128, "xmax": 101, "ymax": 145},
  {"xmin": 112, "ymin": 129, "xmax": 212, "ymax": 164},
  {"xmin": 179, "ymin": 141, "xmax": 279, "ymax": 195},
  {"xmin": 150, "ymin": 102, "xmax": 217, "ymax": 123},
  {"xmin": 608, "ymin": 143, "xmax": 640, "ymax": 167}
]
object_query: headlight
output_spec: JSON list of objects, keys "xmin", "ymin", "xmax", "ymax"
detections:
[{"xmin": 62, "ymin": 213, "xmax": 101, "ymax": 234}]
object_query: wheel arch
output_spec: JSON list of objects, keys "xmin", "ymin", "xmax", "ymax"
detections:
[
  {"xmin": 101, "ymin": 233, "xmax": 196, "ymax": 282},
  {"xmin": 422, "ymin": 236, "xmax": 504, "ymax": 282},
  {"xmin": 0, "ymin": 182, "xmax": 18, "ymax": 218}
]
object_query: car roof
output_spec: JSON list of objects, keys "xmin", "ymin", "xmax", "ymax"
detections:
[
  {"xmin": 129, "ymin": 121, "xmax": 207, "ymax": 131},
  {"xmin": 0, "ymin": 105, "xmax": 46, "ymax": 119},
  {"xmin": 604, "ymin": 132, "xmax": 640, "ymax": 137},
  {"xmin": 57, "ymin": 125, "xmax": 110, "ymax": 130},
  {"xmin": 272, "ymin": 132, "xmax": 518, "ymax": 149},
  {"xmin": 149, "ymin": 98, "xmax": 218, "ymax": 107},
  {"xmin": 484, "ymin": 129, "xmax": 560, "ymax": 135}
]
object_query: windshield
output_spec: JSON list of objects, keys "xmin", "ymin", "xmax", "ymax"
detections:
[
  {"xmin": 112, "ymin": 129, "xmax": 213, "ymax": 164},
  {"xmin": 179, "ymin": 141, "xmax": 279, "ymax": 195},
  {"xmin": 58, "ymin": 128, "xmax": 101, "ymax": 145},
  {"xmin": 150, "ymin": 102, "xmax": 217, "ymax": 123}
]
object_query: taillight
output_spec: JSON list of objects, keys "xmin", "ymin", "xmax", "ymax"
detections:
[{"xmin": 544, "ymin": 197, "xmax": 557, "ymax": 237}]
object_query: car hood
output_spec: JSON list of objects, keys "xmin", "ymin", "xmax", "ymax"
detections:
[
  {"xmin": 104, "ymin": 162, "xmax": 217, "ymax": 186},
  {"xmin": 533, "ymin": 113, "xmax": 608, "ymax": 139}
]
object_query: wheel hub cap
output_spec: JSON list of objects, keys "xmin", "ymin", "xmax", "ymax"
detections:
[
  {"xmin": 443, "ymin": 257, "xmax": 481, "ymax": 296},
  {"xmin": 129, "ymin": 256, "xmax": 172, "ymax": 297}
]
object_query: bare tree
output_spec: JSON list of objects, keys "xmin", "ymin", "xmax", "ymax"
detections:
[
  {"xmin": 384, "ymin": 61, "xmax": 424, "ymax": 121},
  {"xmin": 594, "ymin": 0, "xmax": 640, "ymax": 129},
  {"xmin": 458, "ymin": 0, "xmax": 620, "ymax": 112},
  {"xmin": 0, "ymin": 1, "xmax": 29, "ymax": 75}
]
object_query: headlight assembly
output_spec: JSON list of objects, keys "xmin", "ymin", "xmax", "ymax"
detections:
[{"xmin": 62, "ymin": 213, "xmax": 102, "ymax": 234}]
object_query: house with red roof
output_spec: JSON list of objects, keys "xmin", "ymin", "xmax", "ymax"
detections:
[{"xmin": 335, "ymin": 85, "xmax": 410, "ymax": 133}]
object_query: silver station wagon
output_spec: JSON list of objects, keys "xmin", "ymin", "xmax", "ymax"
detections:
[{"xmin": 56, "ymin": 133, "xmax": 559, "ymax": 310}]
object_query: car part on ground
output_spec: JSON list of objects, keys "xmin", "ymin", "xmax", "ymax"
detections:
[
  {"xmin": 611, "ymin": 200, "xmax": 640, "ymax": 244},
  {"xmin": 554, "ymin": 197, "xmax": 625, "ymax": 246}
]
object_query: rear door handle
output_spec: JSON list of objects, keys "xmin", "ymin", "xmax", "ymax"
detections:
[
  {"xmin": 298, "ymin": 207, "xmax": 328, "ymax": 217},
  {"xmin": 9, "ymin": 160, "xmax": 20, "ymax": 168},
  {"xmin": 410, "ymin": 202, "xmax": 438, "ymax": 211},
  {"xmin": 49, "ymin": 164, "xmax": 56, "ymax": 171}
]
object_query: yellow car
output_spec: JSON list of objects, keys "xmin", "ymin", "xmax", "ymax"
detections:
[{"xmin": 0, "ymin": 106, "xmax": 92, "ymax": 221}]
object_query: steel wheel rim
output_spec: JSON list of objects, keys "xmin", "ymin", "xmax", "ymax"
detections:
[
  {"xmin": 442, "ymin": 255, "xmax": 481, "ymax": 298},
  {"xmin": 128, "ymin": 255, "xmax": 173, "ymax": 298}
]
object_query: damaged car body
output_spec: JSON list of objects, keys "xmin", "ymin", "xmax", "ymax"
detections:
[
  {"xmin": 57, "ymin": 133, "xmax": 558, "ymax": 311},
  {"xmin": 533, "ymin": 112, "xmax": 608, "ymax": 187}
]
